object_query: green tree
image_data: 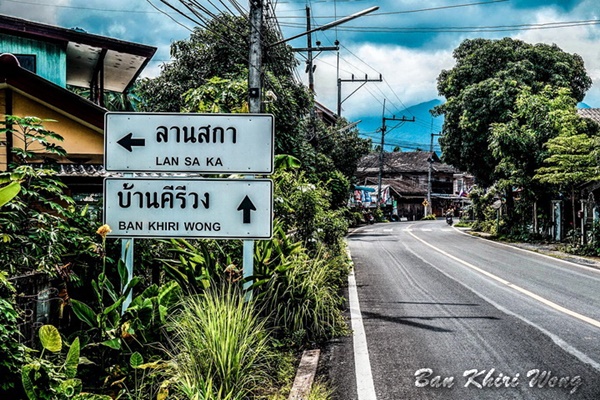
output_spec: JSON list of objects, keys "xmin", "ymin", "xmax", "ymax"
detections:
[
  {"xmin": 136, "ymin": 14, "xmax": 296, "ymax": 113},
  {"xmin": 535, "ymin": 110, "xmax": 600, "ymax": 229},
  {"xmin": 434, "ymin": 38, "xmax": 592, "ymax": 187},
  {"xmin": 488, "ymin": 86, "xmax": 576, "ymax": 227}
]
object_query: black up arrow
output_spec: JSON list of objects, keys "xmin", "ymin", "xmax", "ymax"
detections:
[
  {"xmin": 117, "ymin": 132, "xmax": 145, "ymax": 152},
  {"xmin": 237, "ymin": 195, "xmax": 256, "ymax": 224}
]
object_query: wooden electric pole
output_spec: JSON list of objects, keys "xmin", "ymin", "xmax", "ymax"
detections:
[{"xmin": 378, "ymin": 100, "xmax": 415, "ymax": 209}]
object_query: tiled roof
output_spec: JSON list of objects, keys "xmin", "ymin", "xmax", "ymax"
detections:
[
  {"xmin": 357, "ymin": 151, "xmax": 459, "ymax": 176},
  {"xmin": 56, "ymin": 164, "xmax": 108, "ymax": 177},
  {"xmin": 578, "ymin": 108, "xmax": 600, "ymax": 124}
]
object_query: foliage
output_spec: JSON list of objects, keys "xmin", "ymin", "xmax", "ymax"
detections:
[
  {"xmin": 0, "ymin": 179, "xmax": 21, "ymax": 207},
  {"xmin": 273, "ymin": 169, "xmax": 336, "ymax": 250},
  {"xmin": 136, "ymin": 14, "xmax": 297, "ymax": 113},
  {"xmin": 372, "ymin": 208, "xmax": 386, "ymax": 222},
  {"xmin": 0, "ymin": 115, "xmax": 66, "ymax": 164},
  {"xmin": 21, "ymin": 324, "xmax": 111, "ymax": 400},
  {"xmin": 158, "ymin": 238, "xmax": 239, "ymax": 294},
  {"xmin": 67, "ymin": 86, "xmax": 142, "ymax": 112},
  {"xmin": 0, "ymin": 116, "xmax": 97, "ymax": 277},
  {"xmin": 434, "ymin": 38, "xmax": 592, "ymax": 187},
  {"xmin": 68, "ymin": 243, "xmax": 181, "ymax": 398},
  {"xmin": 70, "ymin": 253, "xmax": 181, "ymax": 349},
  {"xmin": 421, "ymin": 214, "xmax": 436, "ymax": 220},
  {"xmin": 0, "ymin": 276, "xmax": 25, "ymax": 395},
  {"xmin": 164, "ymin": 287, "xmax": 272, "ymax": 400},
  {"xmin": 252, "ymin": 223, "xmax": 349, "ymax": 344},
  {"xmin": 182, "ymin": 75, "xmax": 250, "ymax": 113}
]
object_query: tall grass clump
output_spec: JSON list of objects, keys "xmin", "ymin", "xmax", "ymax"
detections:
[{"xmin": 165, "ymin": 287, "xmax": 271, "ymax": 400}]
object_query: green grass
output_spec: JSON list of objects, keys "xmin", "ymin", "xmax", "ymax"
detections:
[{"xmin": 165, "ymin": 286, "xmax": 272, "ymax": 400}]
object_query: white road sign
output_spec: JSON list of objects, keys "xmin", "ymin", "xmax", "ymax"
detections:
[
  {"xmin": 103, "ymin": 177, "xmax": 273, "ymax": 239},
  {"xmin": 104, "ymin": 112, "xmax": 274, "ymax": 174}
]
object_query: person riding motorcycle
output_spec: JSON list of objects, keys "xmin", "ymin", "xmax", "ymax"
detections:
[{"xmin": 445, "ymin": 208, "xmax": 454, "ymax": 225}]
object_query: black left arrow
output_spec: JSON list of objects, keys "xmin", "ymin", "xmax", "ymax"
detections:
[
  {"xmin": 117, "ymin": 132, "xmax": 145, "ymax": 152},
  {"xmin": 237, "ymin": 195, "xmax": 256, "ymax": 224}
]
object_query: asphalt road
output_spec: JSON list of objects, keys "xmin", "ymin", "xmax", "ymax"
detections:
[{"xmin": 324, "ymin": 220, "xmax": 600, "ymax": 400}]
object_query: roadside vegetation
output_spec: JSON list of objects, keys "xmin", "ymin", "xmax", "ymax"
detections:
[
  {"xmin": 434, "ymin": 38, "xmax": 600, "ymax": 251},
  {"xmin": 0, "ymin": 13, "xmax": 368, "ymax": 400}
]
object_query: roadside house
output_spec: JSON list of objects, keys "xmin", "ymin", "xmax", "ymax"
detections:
[
  {"xmin": 0, "ymin": 14, "xmax": 156, "ymax": 197},
  {"xmin": 354, "ymin": 151, "xmax": 474, "ymax": 219}
]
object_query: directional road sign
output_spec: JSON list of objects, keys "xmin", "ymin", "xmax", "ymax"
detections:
[
  {"xmin": 104, "ymin": 112, "xmax": 274, "ymax": 174},
  {"xmin": 103, "ymin": 177, "xmax": 273, "ymax": 239}
]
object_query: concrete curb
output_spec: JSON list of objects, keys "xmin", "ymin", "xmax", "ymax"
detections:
[{"xmin": 288, "ymin": 349, "xmax": 321, "ymax": 400}]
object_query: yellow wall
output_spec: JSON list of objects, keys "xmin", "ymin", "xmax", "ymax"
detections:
[{"xmin": 9, "ymin": 91, "xmax": 104, "ymax": 163}]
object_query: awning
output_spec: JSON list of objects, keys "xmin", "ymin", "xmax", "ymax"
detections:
[{"xmin": 353, "ymin": 185, "xmax": 376, "ymax": 192}]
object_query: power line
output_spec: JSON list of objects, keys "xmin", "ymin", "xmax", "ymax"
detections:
[
  {"xmin": 276, "ymin": 0, "xmax": 508, "ymax": 20},
  {"xmin": 327, "ymin": 19, "xmax": 600, "ymax": 34}
]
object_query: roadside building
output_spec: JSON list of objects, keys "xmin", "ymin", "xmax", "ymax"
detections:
[
  {"xmin": 353, "ymin": 151, "xmax": 474, "ymax": 219},
  {"xmin": 0, "ymin": 14, "xmax": 156, "ymax": 198}
]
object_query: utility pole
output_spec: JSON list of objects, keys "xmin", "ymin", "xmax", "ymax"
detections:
[
  {"xmin": 291, "ymin": 7, "xmax": 339, "ymax": 93},
  {"xmin": 290, "ymin": 6, "xmax": 338, "ymax": 142},
  {"xmin": 245, "ymin": 0, "xmax": 263, "ymax": 297},
  {"xmin": 337, "ymin": 73, "xmax": 382, "ymax": 117},
  {"xmin": 377, "ymin": 100, "xmax": 415, "ymax": 209},
  {"xmin": 426, "ymin": 132, "xmax": 440, "ymax": 216},
  {"xmin": 248, "ymin": 0, "xmax": 263, "ymax": 114}
]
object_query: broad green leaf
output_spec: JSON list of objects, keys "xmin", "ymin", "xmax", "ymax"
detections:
[
  {"xmin": 65, "ymin": 337, "xmax": 81, "ymax": 378},
  {"xmin": 39, "ymin": 325, "xmax": 61, "ymax": 352},
  {"xmin": 21, "ymin": 363, "xmax": 39, "ymax": 400},
  {"xmin": 70, "ymin": 299, "xmax": 97, "ymax": 329},
  {"xmin": 100, "ymin": 338, "xmax": 121, "ymax": 350},
  {"xmin": 130, "ymin": 351, "xmax": 144, "ymax": 368},
  {"xmin": 158, "ymin": 280, "xmax": 181, "ymax": 307},
  {"xmin": 0, "ymin": 181, "xmax": 21, "ymax": 207},
  {"xmin": 57, "ymin": 378, "xmax": 82, "ymax": 397}
]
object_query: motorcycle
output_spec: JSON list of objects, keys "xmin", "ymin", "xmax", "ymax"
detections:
[{"xmin": 446, "ymin": 215, "xmax": 453, "ymax": 225}]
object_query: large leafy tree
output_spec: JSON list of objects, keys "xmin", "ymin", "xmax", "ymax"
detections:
[
  {"xmin": 136, "ymin": 14, "xmax": 297, "ymax": 113},
  {"xmin": 489, "ymin": 87, "xmax": 577, "ymax": 198},
  {"xmin": 534, "ymin": 105, "xmax": 600, "ymax": 228},
  {"xmin": 137, "ymin": 13, "xmax": 369, "ymax": 182},
  {"xmin": 434, "ymin": 38, "xmax": 592, "ymax": 187}
]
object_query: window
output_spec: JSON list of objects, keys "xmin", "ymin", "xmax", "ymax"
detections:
[{"xmin": 15, "ymin": 54, "xmax": 36, "ymax": 73}]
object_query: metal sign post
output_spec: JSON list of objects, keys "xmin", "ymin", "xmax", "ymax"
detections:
[{"xmin": 104, "ymin": 112, "xmax": 274, "ymax": 302}]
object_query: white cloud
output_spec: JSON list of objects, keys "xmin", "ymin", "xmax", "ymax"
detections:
[
  {"xmin": 308, "ymin": 43, "xmax": 453, "ymax": 119},
  {"xmin": 514, "ymin": 6, "xmax": 600, "ymax": 105}
]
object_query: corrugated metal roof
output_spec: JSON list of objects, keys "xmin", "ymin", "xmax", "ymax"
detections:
[
  {"xmin": 357, "ymin": 151, "xmax": 459, "ymax": 176},
  {"xmin": 578, "ymin": 108, "xmax": 600, "ymax": 124}
]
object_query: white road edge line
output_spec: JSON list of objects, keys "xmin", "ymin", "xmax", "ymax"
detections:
[
  {"xmin": 408, "ymin": 230, "xmax": 600, "ymax": 330},
  {"xmin": 347, "ymin": 253, "xmax": 378, "ymax": 400},
  {"xmin": 403, "ymin": 243, "xmax": 600, "ymax": 373},
  {"xmin": 454, "ymin": 227, "xmax": 600, "ymax": 274}
]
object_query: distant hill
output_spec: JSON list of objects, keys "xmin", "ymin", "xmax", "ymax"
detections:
[{"xmin": 357, "ymin": 99, "xmax": 445, "ymax": 152}]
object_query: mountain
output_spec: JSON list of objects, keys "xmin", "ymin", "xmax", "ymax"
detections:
[
  {"xmin": 356, "ymin": 99, "xmax": 445, "ymax": 152},
  {"xmin": 355, "ymin": 99, "xmax": 593, "ymax": 153}
]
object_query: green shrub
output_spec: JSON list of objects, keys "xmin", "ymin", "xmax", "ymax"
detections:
[
  {"xmin": 253, "ymin": 247, "xmax": 349, "ymax": 344},
  {"xmin": 0, "ymin": 276, "xmax": 24, "ymax": 396},
  {"xmin": 164, "ymin": 287, "xmax": 271, "ymax": 399}
]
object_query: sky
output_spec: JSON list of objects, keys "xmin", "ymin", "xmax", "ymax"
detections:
[{"xmin": 1, "ymin": 0, "xmax": 599, "ymax": 146}]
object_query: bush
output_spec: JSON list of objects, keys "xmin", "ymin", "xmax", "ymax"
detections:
[
  {"xmin": 164, "ymin": 287, "xmax": 272, "ymax": 399},
  {"xmin": 0, "ymin": 276, "xmax": 24, "ymax": 397}
]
